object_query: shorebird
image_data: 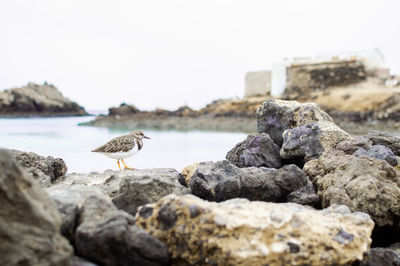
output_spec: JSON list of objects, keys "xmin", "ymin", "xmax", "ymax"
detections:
[{"xmin": 92, "ymin": 130, "xmax": 150, "ymax": 170}]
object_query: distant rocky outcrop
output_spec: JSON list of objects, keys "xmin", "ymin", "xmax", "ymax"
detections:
[{"xmin": 0, "ymin": 82, "xmax": 88, "ymax": 117}]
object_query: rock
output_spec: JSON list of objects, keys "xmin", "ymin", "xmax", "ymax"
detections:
[
  {"xmin": 256, "ymin": 99, "xmax": 334, "ymax": 145},
  {"xmin": 189, "ymin": 160, "xmax": 309, "ymax": 202},
  {"xmin": 75, "ymin": 195, "xmax": 169, "ymax": 266},
  {"xmin": 357, "ymin": 248, "xmax": 400, "ymax": 266},
  {"xmin": 336, "ymin": 136, "xmax": 373, "ymax": 154},
  {"xmin": 108, "ymin": 103, "xmax": 140, "ymax": 116},
  {"xmin": 368, "ymin": 130, "xmax": 400, "ymax": 156},
  {"xmin": 0, "ymin": 82, "xmax": 87, "ymax": 116},
  {"xmin": 45, "ymin": 184, "xmax": 110, "ymax": 242},
  {"xmin": 287, "ymin": 181, "xmax": 321, "ymax": 207},
  {"xmin": 0, "ymin": 149, "xmax": 73, "ymax": 265},
  {"xmin": 354, "ymin": 145, "xmax": 398, "ymax": 167},
  {"xmin": 69, "ymin": 256, "xmax": 99, "ymax": 266},
  {"xmin": 136, "ymin": 194, "xmax": 374, "ymax": 266},
  {"xmin": 56, "ymin": 168, "xmax": 189, "ymax": 216},
  {"xmin": 304, "ymin": 148, "xmax": 400, "ymax": 228},
  {"xmin": 179, "ymin": 162, "xmax": 199, "ymax": 187},
  {"xmin": 10, "ymin": 149, "xmax": 67, "ymax": 187},
  {"xmin": 280, "ymin": 121, "xmax": 350, "ymax": 162},
  {"xmin": 226, "ymin": 133, "xmax": 282, "ymax": 168}
]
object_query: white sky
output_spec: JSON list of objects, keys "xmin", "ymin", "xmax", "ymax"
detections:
[{"xmin": 1, "ymin": 0, "xmax": 399, "ymax": 111}]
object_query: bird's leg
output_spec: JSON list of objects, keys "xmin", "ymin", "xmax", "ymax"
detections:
[
  {"xmin": 121, "ymin": 159, "xmax": 134, "ymax": 170},
  {"xmin": 117, "ymin": 160, "xmax": 121, "ymax": 170}
]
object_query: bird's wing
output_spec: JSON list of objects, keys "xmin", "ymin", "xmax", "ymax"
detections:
[{"xmin": 92, "ymin": 135, "xmax": 135, "ymax": 153}]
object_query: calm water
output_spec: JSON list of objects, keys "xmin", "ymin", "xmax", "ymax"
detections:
[{"xmin": 0, "ymin": 117, "xmax": 247, "ymax": 173}]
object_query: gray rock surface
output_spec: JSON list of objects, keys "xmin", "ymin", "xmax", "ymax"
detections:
[
  {"xmin": 357, "ymin": 248, "xmax": 400, "ymax": 266},
  {"xmin": 368, "ymin": 130, "xmax": 400, "ymax": 156},
  {"xmin": 136, "ymin": 194, "xmax": 374, "ymax": 266},
  {"xmin": 287, "ymin": 181, "xmax": 320, "ymax": 207},
  {"xmin": 280, "ymin": 121, "xmax": 350, "ymax": 162},
  {"xmin": 256, "ymin": 99, "xmax": 333, "ymax": 145},
  {"xmin": 0, "ymin": 149, "xmax": 73, "ymax": 266},
  {"xmin": 0, "ymin": 82, "xmax": 87, "ymax": 116},
  {"xmin": 336, "ymin": 136, "xmax": 373, "ymax": 154},
  {"xmin": 304, "ymin": 148, "xmax": 400, "ymax": 228},
  {"xmin": 75, "ymin": 195, "xmax": 169, "ymax": 266},
  {"xmin": 56, "ymin": 168, "xmax": 189, "ymax": 215},
  {"xmin": 46, "ymin": 184, "xmax": 110, "ymax": 242},
  {"xmin": 11, "ymin": 149, "xmax": 67, "ymax": 187},
  {"xmin": 354, "ymin": 145, "xmax": 398, "ymax": 166},
  {"xmin": 188, "ymin": 160, "xmax": 309, "ymax": 202},
  {"xmin": 226, "ymin": 133, "xmax": 282, "ymax": 168}
]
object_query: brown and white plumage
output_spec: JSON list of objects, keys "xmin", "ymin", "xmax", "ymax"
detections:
[{"xmin": 92, "ymin": 130, "xmax": 150, "ymax": 169}]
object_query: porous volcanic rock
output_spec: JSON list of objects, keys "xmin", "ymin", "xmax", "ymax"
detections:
[
  {"xmin": 256, "ymin": 99, "xmax": 333, "ymax": 145},
  {"xmin": 367, "ymin": 130, "xmax": 400, "ymax": 156},
  {"xmin": 188, "ymin": 160, "xmax": 309, "ymax": 202},
  {"xmin": 11, "ymin": 149, "xmax": 67, "ymax": 187},
  {"xmin": 75, "ymin": 195, "xmax": 169, "ymax": 266},
  {"xmin": 357, "ymin": 248, "xmax": 400, "ymax": 266},
  {"xmin": 280, "ymin": 121, "xmax": 350, "ymax": 162},
  {"xmin": 0, "ymin": 149, "xmax": 73, "ymax": 266},
  {"xmin": 56, "ymin": 168, "xmax": 189, "ymax": 215},
  {"xmin": 304, "ymin": 148, "xmax": 400, "ymax": 228},
  {"xmin": 336, "ymin": 136, "xmax": 373, "ymax": 155},
  {"xmin": 0, "ymin": 82, "xmax": 87, "ymax": 116},
  {"xmin": 354, "ymin": 145, "xmax": 398, "ymax": 167},
  {"xmin": 286, "ymin": 181, "xmax": 321, "ymax": 207},
  {"xmin": 136, "ymin": 194, "xmax": 374, "ymax": 266},
  {"xmin": 226, "ymin": 133, "xmax": 282, "ymax": 168}
]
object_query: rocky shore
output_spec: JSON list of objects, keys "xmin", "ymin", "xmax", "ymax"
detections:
[
  {"xmin": 81, "ymin": 82, "xmax": 400, "ymax": 135},
  {"xmin": 1, "ymin": 99, "xmax": 400, "ymax": 265},
  {"xmin": 0, "ymin": 82, "xmax": 88, "ymax": 117}
]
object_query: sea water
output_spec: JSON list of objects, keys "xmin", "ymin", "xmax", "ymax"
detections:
[{"xmin": 0, "ymin": 116, "xmax": 247, "ymax": 173}]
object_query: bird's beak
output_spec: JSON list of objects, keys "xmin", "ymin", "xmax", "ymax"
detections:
[{"xmin": 144, "ymin": 135, "xmax": 151, "ymax": 139}]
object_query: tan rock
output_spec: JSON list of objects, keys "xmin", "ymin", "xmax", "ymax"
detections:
[
  {"xmin": 136, "ymin": 194, "xmax": 374, "ymax": 266},
  {"xmin": 180, "ymin": 162, "xmax": 199, "ymax": 186}
]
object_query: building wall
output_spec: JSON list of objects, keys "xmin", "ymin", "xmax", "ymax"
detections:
[{"xmin": 244, "ymin": 71, "xmax": 271, "ymax": 98}]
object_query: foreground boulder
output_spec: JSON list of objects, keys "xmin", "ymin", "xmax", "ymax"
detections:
[
  {"xmin": 0, "ymin": 82, "xmax": 87, "ymax": 116},
  {"xmin": 188, "ymin": 160, "xmax": 312, "ymax": 203},
  {"xmin": 304, "ymin": 148, "xmax": 400, "ymax": 228},
  {"xmin": 11, "ymin": 149, "xmax": 67, "ymax": 187},
  {"xmin": 226, "ymin": 133, "xmax": 282, "ymax": 168},
  {"xmin": 256, "ymin": 99, "xmax": 333, "ymax": 145},
  {"xmin": 0, "ymin": 149, "xmax": 73, "ymax": 265},
  {"xmin": 75, "ymin": 195, "xmax": 169, "ymax": 265},
  {"xmin": 56, "ymin": 168, "xmax": 189, "ymax": 215},
  {"xmin": 280, "ymin": 121, "xmax": 350, "ymax": 162},
  {"xmin": 357, "ymin": 248, "xmax": 400, "ymax": 266},
  {"xmin": 136, "ymin": 194, "xmax": 374, "ymax": 266}
]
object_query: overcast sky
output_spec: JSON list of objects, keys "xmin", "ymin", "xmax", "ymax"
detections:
[{"xmin": 1, "ymin": 0, "xmax": 399, "ymax": 111}]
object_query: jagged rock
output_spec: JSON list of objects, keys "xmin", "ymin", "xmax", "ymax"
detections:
[
  {"xmin": 256, "ymin": 99, "xmax": 333, "ymax": 145},
  {"xmin": 0, "ymin": 82, "xmax": 87, "ymax": 116},
  {"xmin": 336, "ymin": 136, "xmax": 373, "ymax": 154},
  {"xmin": 179, "ymin": 162, "xmax": 199, "ymax": 187},
  {"xmin": 136, "ymin": 194, "xmax": 374, "ymax": 266},
  {"xmin": 226, "ymin": 133, "xmax": 282, "ymax": 168},
  {"xmin": 357, "ymin": 248, "xmax": 400, "ymax": 266},
  {"xmin": 367, "ymin": 130, "xmax": 400, "ymax": 156},
  {"xmin": 304, "ymin": 148, "xmax": 400, "ymax": 228},
  {"xmin": 0, "ymin": 149, "xmax": 73, "ymax": 265},
  {"xmin": 75, "ymin": 195, "xmax": 169, "ymax": 266},
  {"xmin": 56, "ymin": 168, "xmax": 189, "ymax": 215},
  {"xmin": 45, "ymin": 184, "xmax": 110, "ymax": 242},
  {"xmin": 189, "ymin": 160, "xmax": 309, "ymax": 202},
  {"xmin": 280, "ymin": 121, "xmax": 350, "ymax": 162},
  {"xmin": 69, "ymin": 256, "xmax": 99, "ymax": 266},
  {"xmin": 287, "ymin": 181, "xmax": 321, "ymax": 207},
  {"xmin": 108, "ymin": 103, "xmax": 140, "ymax": 116},
  {"xmin": 354, "ymin": 145, "xmax": 398, "ymax": 167},
  {"xmin": 10, "ymin": 149, "xmax": 67, "ymax": 187}
]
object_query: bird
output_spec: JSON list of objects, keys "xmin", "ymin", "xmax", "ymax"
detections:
[{"xmin": 92, "ymin": 130, "xmax": 150, "ymax": 170}]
